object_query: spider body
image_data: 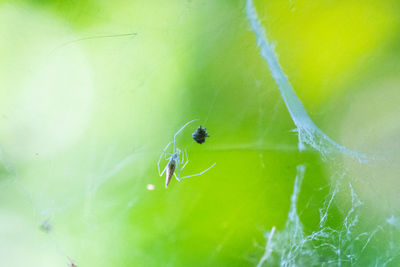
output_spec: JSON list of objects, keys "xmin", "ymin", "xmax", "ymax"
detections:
[
  {"xmin": 158, "ymin": 120, "xmax": 216, "ymax": 188},
  {"xmin": 165, "ymin": 155, "xmax": 177, "ymax": 187}
]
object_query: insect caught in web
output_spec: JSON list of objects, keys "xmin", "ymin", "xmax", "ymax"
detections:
[
  {"xmin": 39, "ymin": 219, "xmax": 52, "ymax": 233},
  {"xmin": 192, "ymin": 125, "xmax": 209, "ymax": 144},
  {"xmin": 67, "ymin": 258, "xmax": 77, "ymax": 267},
  {"xmin": 157, "ymin": 119, "xmax": 216, "ymax": 188}
]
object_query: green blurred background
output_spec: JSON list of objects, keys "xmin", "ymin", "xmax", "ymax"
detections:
[{"xmin": 1, "ymin": 0, "xmax": 400, "ymax": 266}]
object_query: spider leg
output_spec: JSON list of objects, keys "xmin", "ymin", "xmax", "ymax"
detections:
[
  {"xmin": 175, "ymin": 161, "xmax": 181, "ymax": 181},
  {"xmin": 181, "ymin": 150, "xmax": 189, "ymax": 170},
  {"xmin": 162, "ymin": 141, "xmax": 173, "ymax": 155},
  {"xmin": 158, "ymin": 141, "xmax": 173, "ymax": 175},
  {"xmin": 164, "ymin": 151, "xmax": 172, "ymax": 160},
  {"xmin": 157, "ymin": 154, "xmax": 166, "ymax": 176},
  {"xmin": 159, "ymin": 165, "xmax": 168, "ymax": 177},
  {"xmin": 173, "ymin": 119, "xmax": 198, "ymax": 151},
  {"xmin": 180, "ymin": 148, "xmax": 185, "ymax": 164},
  {"xmin": 179, "ymin": 162, "xmax": 216, "ymax": 180}
]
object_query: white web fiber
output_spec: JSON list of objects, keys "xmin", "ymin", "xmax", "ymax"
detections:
[
  {"xmin": 246, "ymin": 0, "xmax": 400, "ymax": 266},
  {"xmin": 245, "ymin": 0, "xmax": 368, "ymax": 162},
  {"xmin": 256, "ymin": 165, "xmax": 399, "ymax": 267}
]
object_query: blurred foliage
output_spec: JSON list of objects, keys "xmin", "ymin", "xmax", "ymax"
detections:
[{"xmin": 1, "ymin": 0, "xmax": 400, "ymax": 266}]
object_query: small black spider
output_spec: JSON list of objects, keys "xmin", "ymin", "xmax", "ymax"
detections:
[{"xmin": 192, "ymin": 126, "xmax": 210, "ymax": 144}]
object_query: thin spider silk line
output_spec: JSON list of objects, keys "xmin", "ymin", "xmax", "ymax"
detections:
[
  {"xmin": 244, "ymin": 1, "xmax": 400, "ymax": 266},
  {"xmin": 245, "ymin": 0, "xmax": 369, "ymax": 162}
]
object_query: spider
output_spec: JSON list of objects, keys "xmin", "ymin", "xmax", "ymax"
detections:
[{"xmin": 157, "ymin": 119, "xmax": 216, "ymax": 188}]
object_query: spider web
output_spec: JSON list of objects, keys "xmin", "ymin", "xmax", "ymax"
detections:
[
  {"xmin": 246, "ymin": 0, "xmax": 400, "ymax": 266},
  {"xmin": 1, "ymin": 1, "xmax": 400, "ymax": 266}
]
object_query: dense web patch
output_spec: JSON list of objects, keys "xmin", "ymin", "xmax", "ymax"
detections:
[
  {"xmin": 256, "ymin": 165, "xmax": 400, "ymax": 266},
  {"xmin": 246, "ymin": 0, "xmax": 400, "ymax": 266}
]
